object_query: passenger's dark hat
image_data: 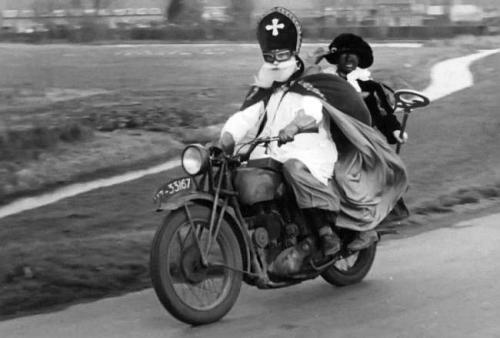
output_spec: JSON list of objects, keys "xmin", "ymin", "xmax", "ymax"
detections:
[
  {"xmin": 324, "ymin": 33, "xmax": 373, "ymax": 69},
  {"xmin": 257, "ymin": 7, "xmax": 302, "ymax": 53}
]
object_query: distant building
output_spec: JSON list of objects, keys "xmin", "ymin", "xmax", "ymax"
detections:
[
  {"xmin": 0, "ymin": 0, "xmax": 167, "ymax": 32},
  {"xmin": 1, "ymin": 0, "xmax": 497, "ymax": 33}
]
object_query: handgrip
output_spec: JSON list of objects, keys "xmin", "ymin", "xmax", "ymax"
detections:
[{"xmin": 395, "ymin": 112, "xmax": 409, "ymax": 154}]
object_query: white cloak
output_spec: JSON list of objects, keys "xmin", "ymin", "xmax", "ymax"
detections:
[{"xmin": 221, "ymin": 88, "xmax": 337, "ymax": 186}]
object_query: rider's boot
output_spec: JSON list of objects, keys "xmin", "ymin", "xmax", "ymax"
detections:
[
  {"xmin": 318, "ymin": 226, "xmax": 341, "ymax": 257},
  {"xmin": 306, "ymin": 209, "xmax": 341, "ymax": 257},
  {"xmin": 347, "ymin": 230, "xmax": 378, "ymax": 251}
]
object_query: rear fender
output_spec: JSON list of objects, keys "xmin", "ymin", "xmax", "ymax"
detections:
[{"xmin": 157, "ymin": 192, "xmax": 251, "ymax": 273}]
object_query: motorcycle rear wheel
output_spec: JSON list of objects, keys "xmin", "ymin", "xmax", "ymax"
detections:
[
  {"xmin": 321, "ymin": 244, "xmax": 376, "ymax": 286},
  {"xmin": 150, "ymin": 205, "xmax": 243, "ymax": 325}
]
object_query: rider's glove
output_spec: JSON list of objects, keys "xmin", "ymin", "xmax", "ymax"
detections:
[
  {"xmin": 278, "ymin": 124, "xmax": 299, "ymax": 147},
  {"xmin": 218, "ymin": 132, "xmax": 236, "ymax": 155},
  {"xmin": 393, "ymin": 130, "xmax": 408, "ymax": 144},
  {"xmin": 278, "ymin": 110, "xmax": 320, "ymax": 146}
]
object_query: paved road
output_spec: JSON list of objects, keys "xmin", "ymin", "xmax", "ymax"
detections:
[{"xmin": 2, "ymin": 213, "xmax": 499, "ymax": 338}]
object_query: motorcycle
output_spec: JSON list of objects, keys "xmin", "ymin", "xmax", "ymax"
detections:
[{"xmin": 150, "ymin": 89, "xmax": 430, "ymax": 325}]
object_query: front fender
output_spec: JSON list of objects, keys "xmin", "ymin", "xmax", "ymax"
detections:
[
  {"xmin": 156, "ymin": 192, "xmax": 251, "ymax": 274},
  {"xmin": 156, "ymin": 191, "xmax": 219, "ymax": 211}
]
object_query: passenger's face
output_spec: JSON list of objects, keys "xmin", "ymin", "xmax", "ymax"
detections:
[{"xmin": 337, "ymin": 52, "xmax": 360, "ymax": 74}]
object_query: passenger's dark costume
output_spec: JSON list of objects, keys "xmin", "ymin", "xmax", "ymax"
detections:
[{"xmin": 357, "ymin": 80, "xmax": 402, "ymax": 144}]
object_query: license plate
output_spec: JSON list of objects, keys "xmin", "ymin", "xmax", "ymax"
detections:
[{"xmin": 154, "ymin": 177, "xmax": 193, "ymax": 203}]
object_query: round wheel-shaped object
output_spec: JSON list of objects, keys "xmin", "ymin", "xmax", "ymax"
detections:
[
  {"xmin": 321, "ymin": 244, "xmax": 377, "ymax": 287},
  {"xmin": 150, "ymin": 205, "xmax": 243, "ymax": 325},
  {"xmin": 394, "ymin": 89, "xmax": 430, "ymax": 110}
]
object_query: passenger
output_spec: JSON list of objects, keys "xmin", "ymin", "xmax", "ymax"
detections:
[{"xmin": 308, "ymin": 33, "xmax": 408, "ymax": 145}]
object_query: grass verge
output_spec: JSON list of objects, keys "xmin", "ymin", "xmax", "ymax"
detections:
[{"xmin": 0, "ymin": 42, "xmax": 471, "ymax": 203}]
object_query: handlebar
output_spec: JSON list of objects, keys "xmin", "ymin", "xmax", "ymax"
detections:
[
  {"xmin": 238, "ymin": 136, "xmax": 280, "ymax": 162},
  {"xmin": 254, "ymin": 136, "xmax": 281, "ymax": 143},
  {"xmin": 209, "ymin": 136, "xmax": 281, "ymax": 164}
]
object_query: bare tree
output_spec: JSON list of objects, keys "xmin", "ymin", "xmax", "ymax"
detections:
[
  {"xmin": 230, "ymin": 0, "xmax": 254, "ymax": 26},
  {"xmin": 93, "ymin": 0, "xmax": 112, "ymax": 12},
  {"xmin": 167, "ymin": 0, "xmax": 183, "ymax": 22},
  {"xmin": 166, "ymin": 0, "xmax": 201, "ymax": 24},
  {"xmin": 71, "ymin": 0, "xmax": 83, "ymax": 8}
]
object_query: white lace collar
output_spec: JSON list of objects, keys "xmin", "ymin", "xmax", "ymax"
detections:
[{"xmin": 323, "ymin": 66, "xmax": 372, "ymax": 93}]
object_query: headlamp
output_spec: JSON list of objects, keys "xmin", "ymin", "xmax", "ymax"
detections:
[{"xmin": 181, "ymin": 144, "xmax": 209, "ymax": 176}]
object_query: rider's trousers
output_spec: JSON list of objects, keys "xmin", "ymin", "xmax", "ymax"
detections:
[{"xmin": 282, "ymin": 159, "xmax": 340, "ymax": 212}]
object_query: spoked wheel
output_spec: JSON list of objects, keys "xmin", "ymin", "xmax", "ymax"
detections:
[
  {"xmin": 321, "ymin": 244, "xmax": 377, "ymax": 286},
  {"xmin": 150, "ymin": 205, "xmax": 243, "ymax": 325}
]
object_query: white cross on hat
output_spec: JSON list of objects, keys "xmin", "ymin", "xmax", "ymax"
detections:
[{"xmin": 265, "ymin": 18, "xmax": 285, "ymax": 36}]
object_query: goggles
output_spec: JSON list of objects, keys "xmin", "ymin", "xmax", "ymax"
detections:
[{"xmin": 262, "ymin": 49, "xmax": 294, "ymax": 63}]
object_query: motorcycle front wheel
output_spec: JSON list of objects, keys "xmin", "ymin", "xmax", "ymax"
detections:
[
  {"xmin": 150, "ymin": 205, "xmax": 243, "ymax": 325},
  {"xmin": 321, "ymin": 244, "xmax": 376, "ymax": 287}
]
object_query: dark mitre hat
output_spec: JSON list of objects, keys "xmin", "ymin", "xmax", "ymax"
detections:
[
  {"xmin": 325, "ymin": 33, "xmax": 374, "ymax": 69},
  {"xmin": 256, "ymin": 7, "xmax": 302, "ymax": 53}
]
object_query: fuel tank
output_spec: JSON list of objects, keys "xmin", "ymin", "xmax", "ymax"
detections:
[{"xmin": 233, "ymin": 158, "xmax": 284, "ymax": 205}]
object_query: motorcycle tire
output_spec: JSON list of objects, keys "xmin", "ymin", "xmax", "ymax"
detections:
[
  {"xmin": 150, "ymin": 205, "xmax": 243, "ymax": 325},
  {"xmin": 321, "ymin": 244, "xmax": 377, "ymax": 287}
]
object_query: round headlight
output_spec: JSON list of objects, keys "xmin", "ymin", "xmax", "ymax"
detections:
[{"xmin": 182, "ymin": 144, "xmax": 209, "ymax": 176}]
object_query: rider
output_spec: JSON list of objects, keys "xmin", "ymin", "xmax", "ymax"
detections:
[
  {"xmin": 218, "ymin": 7, "xmax": 342, "ymax": 256},
  {"xmin": 308, "ymin": 33, "xmax": 408, "ymax": 145}
]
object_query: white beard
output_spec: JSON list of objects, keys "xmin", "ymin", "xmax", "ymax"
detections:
[{"xmin": 254, "ymin": 57, "xmax": 299, "ymax": 88}]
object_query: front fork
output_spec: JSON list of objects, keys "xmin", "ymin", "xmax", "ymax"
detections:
[
  {"xmin": 179, "ymin": 161, "xmax": 284, "ymax": 287},
  {"xmin": 181, "ymin": 196, "xmax": 269, "ymax": 282},
  {"xmin": 182, "ymin": 202, "xmax": 226, "ymax": 267}
]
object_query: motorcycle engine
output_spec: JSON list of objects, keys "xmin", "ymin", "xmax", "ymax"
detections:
[
  {"xmin": 248, "ymin": 211, "xmax": 283, "ymax": 248},
  {"xmin": 246, "ymin": 202, "xmax": 303, "ymax": 270}
]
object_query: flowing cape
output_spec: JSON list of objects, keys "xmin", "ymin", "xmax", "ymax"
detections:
[{"xmin": 290, "ymin": 73, "xmax": 409, "ymax": 230}]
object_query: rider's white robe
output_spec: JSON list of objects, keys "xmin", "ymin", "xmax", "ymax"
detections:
[{"xmin": 222, "ymin": 87, "xmax": 337, "ymax": 186}]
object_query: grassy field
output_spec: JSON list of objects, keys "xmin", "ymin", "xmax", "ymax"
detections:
[
  {"xmin": 0, "ymin": 41, "xmax": 472, "ymax": 203},
  {"xmin": 1, "ymin": 37, "xmax": 500, "ymax": 319}
]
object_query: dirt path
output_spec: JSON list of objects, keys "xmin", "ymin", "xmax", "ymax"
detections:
[
  {"xmin": 1, "ymin": 48, "xmax": 498, "ymax": 220},
  {"xmin": 422, "ymin": 49, "xmax": 500, "ymax": 101}
]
